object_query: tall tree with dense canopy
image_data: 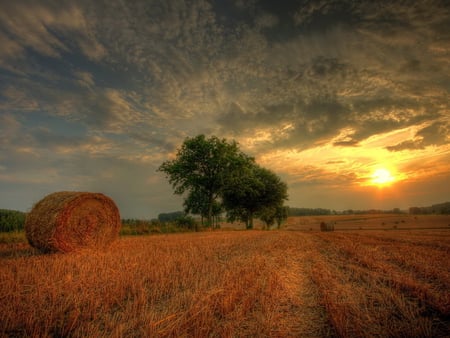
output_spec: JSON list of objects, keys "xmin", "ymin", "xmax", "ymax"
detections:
[
  {"xmin": 158, "ymin": 135, "xmax": 253, "ymax": 227},
  {"xmin": 223, "ymin": 164, "xmax": 288, "ymax": 229}
]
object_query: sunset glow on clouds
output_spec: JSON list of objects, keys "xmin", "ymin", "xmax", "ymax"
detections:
[{"xmin": 0, "ymin": 0, "xmax": 449, "ymax": 218}]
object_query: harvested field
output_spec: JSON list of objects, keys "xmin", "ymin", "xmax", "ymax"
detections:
[
  {"xmin": 284, "ymin": 214, "xmax": 450, "ymax": 231},
  {"xmin": 1, "ymin": 229, "xmax": 449, "ymax": 337}
]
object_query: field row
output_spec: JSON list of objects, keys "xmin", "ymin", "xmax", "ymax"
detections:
[
  {"xmin": 310, "ymin": 230, "xmax": 450, "ymax": 337},
  {"xmin": 284, "ymin": 214, "xmax": 450, "ymax": 231},
  {"xmin": 1, "ymin": 230, "xmax": 449, "ymax": 337}
]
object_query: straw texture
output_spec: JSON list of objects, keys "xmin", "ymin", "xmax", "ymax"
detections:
[{"xmin": 25, "ymin": 191, "xmax": 121, "ymax": 253}]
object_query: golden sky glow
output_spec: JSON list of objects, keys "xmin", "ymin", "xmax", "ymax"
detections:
[
  {"xmin": 370, "ymin": 169, "xmax": 394, "ymax": 186},
  {"xmin": 0, "ymin": 1, "xmax": 449, "ymax": 217},
  {"xmin": 255, "ymin": 124, "xmax": 424, "ymax": 185}
]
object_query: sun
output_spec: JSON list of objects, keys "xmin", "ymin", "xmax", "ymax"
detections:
[{"xmin": 371, "ymin": 168, "xmax": 395, "ymax": 186}]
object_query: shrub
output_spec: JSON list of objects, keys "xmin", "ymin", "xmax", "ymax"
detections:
[{"xmin": 0, "ymin": 209, "xmax": 26, "ymax": 232}]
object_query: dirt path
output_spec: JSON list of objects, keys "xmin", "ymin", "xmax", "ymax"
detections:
[{"xmin": 268, "ymin": 233, "xmax": 332, "ymax": 337}]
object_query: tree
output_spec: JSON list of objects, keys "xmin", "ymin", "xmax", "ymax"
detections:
[
  {"xmin": 223, "ymin": 164, "xmax": 288, "ymax": 229},
  {"xmin": 259, "ymin": 205, "xmax": 289, "ymax": 229},
  {"xmin": 183, "ymin": 189, "xmax": 208, "ymax": 225},
  {"xmin": 158, "ymin": 211, "xmax": 185, "ymax": 223},
  {"xmin": 158, "ymin": 135, "xmax": 253, "ymax": 227},
  {"xmin": 258, "ymin": 206, "xmax": 277, "ymax": 229},
  {"xmin": 183, "ymin": 189, "xmax": 223, "ymax": 229},
  {"xmin": 274, "ymin": 205, "xmax": 289, "ymax": 229}
]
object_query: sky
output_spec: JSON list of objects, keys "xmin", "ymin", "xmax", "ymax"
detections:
[{"xmin": 0, "ymin": 0, "xmax": 449, "ymax": 218}]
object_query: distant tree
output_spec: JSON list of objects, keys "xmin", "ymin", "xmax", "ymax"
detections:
[
  {"xmin": 223, "ymin": 164, "xmax": 288, "ymax": 229},
  {"xmin": 158, "ymin": 135, "xmax": 253, "ymax": 228},
  {"xmin": 288, "ymin": 207, "xmax": 331, "ymax": 216},
  {"xmin": 408, "ymin": 202, "xmax": 450, "ymax": 215},
  {"xmin": 158, "ymin": 211, "xmax": 185, "ymax": 223},
  {"xmin": 431, "ymin": 202, "xmax": 450, "ymax": 214},
  {"xmin": 409, "ymin": 207, "xmax": 422, "ymax": 215}
]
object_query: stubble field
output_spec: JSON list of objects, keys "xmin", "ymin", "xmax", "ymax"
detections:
[{"xmin": 1, "ymin": 216, "xmax": 449, "ymax": 337}]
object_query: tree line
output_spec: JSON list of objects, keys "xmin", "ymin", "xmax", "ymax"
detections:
[
  {"xmin": 158, "ymin": 135, "xmax": 288, "ymax": 230},
  {"xmin": 409, "ymin": 202, "xmax": 450, "ymax": 215},
  {"xmin": 0, "ymin": 209, "xmax": 26, "ymax": 232},
  {"xmin": 288, "ymin": 208, "xmax": 333, "ymax": 216}
]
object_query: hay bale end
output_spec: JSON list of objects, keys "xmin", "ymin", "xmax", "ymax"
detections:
[
  {"xmin": 320, "ymin": 221, "xmax": 335, "ymax": 232},
  {"xmin": 25, "ymin": 191, "xmax": 121, "ymax": 253}
]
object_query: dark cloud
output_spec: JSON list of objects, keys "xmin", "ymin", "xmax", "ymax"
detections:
[
  {"xmin": 307, "ymin": 56, "xmax": 349, "ymax": 78},
  {"xmin": 325, "ymin": 160, "xmax": 346, "ymax": 165},
  {"xmin": 386, "ymin": 139, "xmax": 424, "ymax": 152},
  {"xmin": 288, "ymin": 164, "xmax": 359, "ymax": 188},
  {"xmin": 418, "ymin": 121, "xmax": 449, "ymax": 145},
  {"xmin": 278, "ymin": 95, "xmax": 350, "ymax": 148},
  {"xmin": 387, "ymin": 121, "xmax": 450, "ymax": 151},
  {"xmin": 333, "ymin": 139, "xmax": 359, "ymax": 147}
]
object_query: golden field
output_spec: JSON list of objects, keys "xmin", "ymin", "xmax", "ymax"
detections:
[{"xmin": 1, "ymin": 216, "xmax": 449, "ymax": 337}]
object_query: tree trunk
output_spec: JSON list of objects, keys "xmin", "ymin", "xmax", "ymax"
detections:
[
  {"xmin": 247, "ymin": 212, "xmax": 254, "ymax": 229},
  {"xmin": 207, "ymin": 194, "xmax": 213, "ymax": 228},
  {"xmin": 216, "ymin": 215, "xmax": 221, "ymax": 229}
]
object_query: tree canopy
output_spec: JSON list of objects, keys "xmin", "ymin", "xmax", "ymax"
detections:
[
  {"xmin": 223, "ymin": 164, "xmax": 288, "ymax": 229},
  {"xmin": 158, "ymin": 135, "xmax": 253, "ymax": 227},
  {"xmin": 158, "ymin": 135, "xmax": 288, "ymax": 229}
]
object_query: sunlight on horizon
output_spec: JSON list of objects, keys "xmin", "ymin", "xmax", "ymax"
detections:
[{"xmin": 370, "ymin": 168, "xmax": 395, "ymax": 186}]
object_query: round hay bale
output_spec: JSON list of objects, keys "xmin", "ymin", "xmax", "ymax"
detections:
[{"xmin": 25, "ymin": 191, "xmax": 121, "ymax": 253}]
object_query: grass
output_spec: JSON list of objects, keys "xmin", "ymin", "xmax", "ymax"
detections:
[
  {"xmin": 1, "ymin": 218, "xmax": 449, "ymax": 337},
  {"xmin": 0, "ymin": 231, "xmax": 26, "ymax": 244},
  {"xmin": 119, "ymin": 221, "xmax": 187, "ymax": 236},
  {"xmin": 0, "ymin": 222, "xmax": 190, "ymax": 244}
]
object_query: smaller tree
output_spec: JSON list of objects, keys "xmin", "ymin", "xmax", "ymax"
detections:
[
  {"xmin": 183, "ymin": 189, "xmax": 222, "ymax": 229},
  {"xmin": 258, "ymin": 206, "xmax": 276, "ymax": 230},
  {"xmin": 275, "ymin": 205, "xmax": 289, "ymax": 229},
  {"xmin": 158, "ymin": 211, "xmax": 185, "ymax": 223},
  {"xmin": 223, "ymin": 164, "xmax": 288, "ymax": 229},
  {"xmin": 258, "ymin": 205, "xmax": 289, "ymax": 230},
  {"xmin": 175, "ymin": 215, "xmax": 197, "ymax": 230}
]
